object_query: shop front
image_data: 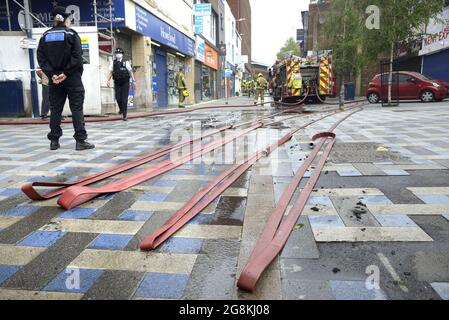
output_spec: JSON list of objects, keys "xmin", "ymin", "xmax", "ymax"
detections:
[
  {"xmin": 135, "ymin": 4, "xmax": 195, "ymax": 108},
  {"xmin": 202, "ymin": 44, "xmax": 219, "ymax": 101},
  {"xmin": 419, "ymin": 6, "xmax": 449, "ymax": 82}
]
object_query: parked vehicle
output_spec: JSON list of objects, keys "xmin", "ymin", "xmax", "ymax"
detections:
[
  {"xmin": 366, "ymin": 71, "xmax": 449, "ymax": 103},
  {"xmin": 270, "ymin": 51, "xmax": 335, "ymax": 104}
]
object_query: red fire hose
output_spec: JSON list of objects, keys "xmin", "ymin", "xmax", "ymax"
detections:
[
  {"xmin": 55, "ymin": 112, "xmax": 309, "ymax": 210},
  {"xmin": 236, "ymin": 106, "xmax": 364, "ymax": 292},
  {"xmin": 22, "ymin": 107, "xmax": 301, "ymax": 201},
  {"xmin": 139, "ymin": 106, "xmax": 349, "ymax": 251}
]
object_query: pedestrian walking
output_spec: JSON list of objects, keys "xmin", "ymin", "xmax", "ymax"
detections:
[
  {"xmin": 107, "ymin": 48, "xmax": 136, "ymax": 121},
  {"xmin": 37, "ymin": 6, "xmax": 94, "ymax": 151},
  {"xmin": 175, "ymin": 66, "xmax": 188, "ymax": 108},
  {"xmin": 36, "ymin": 68, "xmax": 50, "ymax": 120},
  {"xmin": 254, "ymin": 73, "xmax": 268, "ymax": 106}
]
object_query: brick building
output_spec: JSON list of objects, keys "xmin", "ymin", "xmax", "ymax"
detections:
[{"xmin": 226, "ymin": 0, "xmax": 252, "ymax": 73}]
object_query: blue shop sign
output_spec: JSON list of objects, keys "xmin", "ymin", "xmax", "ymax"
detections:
[
  {"xmin": 135, "ymin": 4, "xmax": 194, "ymax": 57},
  {"xmin": 0, "ymin": 0, "xmax": 125, "ymax": 31},
  {"xmin": 193, "ymin": 3, "xmax": 212, "ymax": 16}
]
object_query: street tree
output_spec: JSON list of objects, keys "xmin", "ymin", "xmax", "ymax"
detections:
[
  {"xmin": 326, "ymin": 0, "xmax": 444, "ymax": 104},
  {"xmin": 276, "ymin": 37, "xmax": 301, "ymax": 60}
]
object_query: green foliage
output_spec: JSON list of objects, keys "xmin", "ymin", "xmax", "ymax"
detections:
[
  {"xmin": 325, "ymin": 0, "xmax": 444, "ymax": 78},
  {"xmin": 276, "ymin": 37, "xmax": 302, "ymax": 60}
]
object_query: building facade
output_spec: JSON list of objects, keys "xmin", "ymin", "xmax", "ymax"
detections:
[{"xmin": 226, "ymin": 0, "xmax": 251, "ymax": 74}]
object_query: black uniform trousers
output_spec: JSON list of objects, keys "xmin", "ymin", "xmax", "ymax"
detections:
[
  {"xmin": 114, "ymin": 80, "xmax": 130, "ymax": 117},
  {"xmin": 48, "ymin": 72, "xmax": 88, "ymax": 142}
]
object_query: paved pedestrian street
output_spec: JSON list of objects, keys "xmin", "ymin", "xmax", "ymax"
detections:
[{"xmin": 0, "ymin": 99, "xmax": 449, "ymax": 300}]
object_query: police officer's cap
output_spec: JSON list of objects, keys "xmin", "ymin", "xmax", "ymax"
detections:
[
  {"xmin": 115, "ymin": 48, "xmax": 125, "ymax": 54},
  {"xmin": 52, "ymin": 6, "xmax": 71, "ymax": 19}
]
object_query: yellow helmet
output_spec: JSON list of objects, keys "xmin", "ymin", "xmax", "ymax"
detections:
[
  {"xmin": 258, "ymin": 73, "xmax": 263, "ymax": 78},
  {"xmin": 182, "ymin": 90, "xmax": 189, "ymax": 97}
]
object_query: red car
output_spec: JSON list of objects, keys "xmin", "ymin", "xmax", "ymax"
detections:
[{"xmin": 366, "ymin": 71, "xmax": 449, "ymax": 103}]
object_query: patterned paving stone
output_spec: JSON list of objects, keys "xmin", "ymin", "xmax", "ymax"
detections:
[
  {"xmin": 118, "ymin": 210, "xmax": 153, "ymax": 222},
  {"xmin": 134, "ymin": 272, "xmax": 189, "ymax": 299},
  {"xmin": 58, "ymin": 208, "xmax": 97, "ymax": 220},
  {"xmin": 431, "ymin": 282, "xmax": 449, "ymax": 300},
  {"xmin": 43, "ymin": 268, "xmax": 104, "ymax": 294},
  {"xmin": 0, "ymin": 265, "xmax": 20, "ymax": 285},
  {"xmin": 17, "ymin": 231, "xmax": 66, "ymax": 247},
  {"xmin": 329, "ymin": 280, "xmax": 387, "ymax": 300},
  {"xmin": 88, "ymin": 234, "xmax": 133, "ymax": 250}
]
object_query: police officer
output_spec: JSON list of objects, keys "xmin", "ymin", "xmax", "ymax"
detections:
[
  {"xmin": 107, "ymin": 48, "xmax": 136, "ymax": 120},
  {"xmin": 37, "ymin": 6, "xmax": 94, "ymax": 151},
  {"xmin": 254, "ymin": 73, "xmax": 268, "ymax": 106},
  {"xmin": 175, "ymin": 66, "xmax": 187, "ymax": 108}
]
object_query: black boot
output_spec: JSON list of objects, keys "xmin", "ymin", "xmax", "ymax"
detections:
[
  {"xmin": 50, "ymin": 140, "xmax": 60, "ymax": 151},
  {"xmin": 76, "ymin": 140, "xmax": 95, "ymax": 151}
]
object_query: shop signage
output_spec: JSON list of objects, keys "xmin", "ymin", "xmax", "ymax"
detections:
[
  {"xmin": 204, "ymin": 44, "xmax": 218, "ymax": 70},
  {"xmin": 419, "ymin": 7, "xmax": 449, "ymax": 56},
  {"xmin": 0, "ymin": 0, "xmax": 126, "ymax": 31},
  {"xmin": 193, "ymin": 4, "xmax": 212, "ymax": 16},
  {"xmin": 194, "ymin": 16, "xmax": 204, "ymax": 34},
  {"xmin": 135, "ymin": 4, "xmax": 195, "ymax": 57},
  {"xmin": 196, "ymin": 37, "xmax": 205, "ymax": 63}
]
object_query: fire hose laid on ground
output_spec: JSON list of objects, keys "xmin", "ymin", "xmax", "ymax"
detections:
[
  {"xmin": 139, "ymin": 104, "xmax": 363, "ymax": 251},
  {"xmin": 22, "ymin": 107, "xmax": 304, "ymax": 205},
  {"xmin": 21, "ymin": 99, "xmax": 366, "ymax": 293}
]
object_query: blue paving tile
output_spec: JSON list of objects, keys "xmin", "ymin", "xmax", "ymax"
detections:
[
  {"xmin": 188, "ymin": 214, "xmax": 214, "ymax": 225},
  {"xmin": 159, "ymin": 237, "xmax": 203, "ymax": 254},
  {"xmin": 431, "ymin": 282, "xmax": 449, "ymax": 300},
  {"xmin": 337, "ymin": 169, "xmax": 363, "ymax": 177},
  {"xmin": 0, "ymin": 188, "xmax": 21, "ymax": 196},
  {"xmin": 97, "ymin": 193, "xmax": 116, "ymax": 200},
  {"xmin": 139, "ymin": 192, "xmax": 168, "ymax": 202},
  {"xmin": 168, "ymin": 169, "xmax": 191, "ymax": 175},
  {"xmin": 154, "ymin": 180, "xmax": 177, "ymax": 187},
  {"xmin": 134, "ymin": 272, "xmax": 189, "ymax": 299},
  {"xmin": 359, "ymin": 195, "xmax": 392, "ymax": 205},
  {"xmin": 17, "ymin": 231, "xmax": 66, "ymax": 247},
  {"xmin": 88, "ymin": 234, "xmax": 133, "ymax": 250},
  {"xmin": 307, "ymin": 196, "xmax": 333, "ymax": 206},
  {"xmin": 308, "ymin": 215, "xmax": 345, "ymax": 228},
  {"xmin": 330, "ymin": 280, "xmax": 387, "ymax": 300},
  {"xmin": 0, "ymin": 206, "xmax": 40, "ymax": 217},
  {"xmin": 14, "ymin": 166, "xmax": 33, "ymax": 171},
  {"xmin": 383, "ymin": 169, "xmax": 410, "ymax": 176},
  {"xmin": 374, "ymin": 215, "xmax": 418, "ymax": 227},
  {"xmin": 58, "ymin": 208, "xmax": 96, "ymax": 219},
  {"xmin": 43, "ymin": 268, "xmax": 103, "ymax": 293},
  {"xmin": 416, "ymin": 195, "xmax": 449, "ymax": 204},
  {"xmin": 412, "ymin": 159, "xmax": 435, "ymax": 164},
  {"xmin": 0, "ymin": 265, "xmax": 20, "ymax": 285},
  {"xmin": 119, "ymin": 210, "xmax": 153, "ymax": 222}
]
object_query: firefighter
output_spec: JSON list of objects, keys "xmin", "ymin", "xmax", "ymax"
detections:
[
  {"xmin": 254, "ymin": 73, "xmax": 268, "ymax": 106},
  {"xmin": 246, "ymin": 77, "xmax": 254, "ymax": 98},
  {"xmin": 175, "ymin": 66, "xmax": 188, "ymax": 108},
  {"xmin": 107, "ymin": 48, "xmax": 136, "ymax": 121},
  {"xmin": 37, "ymin": 6, "xmax": 94, "ymax": 151}
]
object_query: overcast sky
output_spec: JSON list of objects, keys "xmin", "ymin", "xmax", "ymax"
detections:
[{"xmin": 250, "ymin": 0, "xmax": 309, "ymax": 66}]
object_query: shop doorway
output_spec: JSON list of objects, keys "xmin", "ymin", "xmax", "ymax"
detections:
[{"xmin": 155, "ymin": 48, "xmax": 168, "ymax": 108}]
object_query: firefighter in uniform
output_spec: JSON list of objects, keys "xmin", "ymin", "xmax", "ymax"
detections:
[
  {"xmin": 37, "ymin": 6, "xmax": 94, "ymax": 151},
  {"xmin": 107, "ymin": 48, "xmax": 136, "ymax": 121},
  {"xmin": 254, "ymin": 73, "xmax": 268, "ymax": 106},
  {"xmin": 175, "ymin": 67, "xmax": 188, "ymax": 108},
  {"xmin": 247, "ymin": 77, "xmax": 254, "ymax": 98}
]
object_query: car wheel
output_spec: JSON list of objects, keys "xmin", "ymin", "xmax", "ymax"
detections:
[
  {"xmin": 420, "ymin": 90, "xmax": 435, "ymax": 102},
  {"xmin": 367, "ymin": 92, "xmax": 380, "ymax": 104}
]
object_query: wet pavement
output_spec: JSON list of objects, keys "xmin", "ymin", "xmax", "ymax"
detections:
[{"xmin": 0, "ymin": 97, "xmax": 449, "ymax": 300}]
